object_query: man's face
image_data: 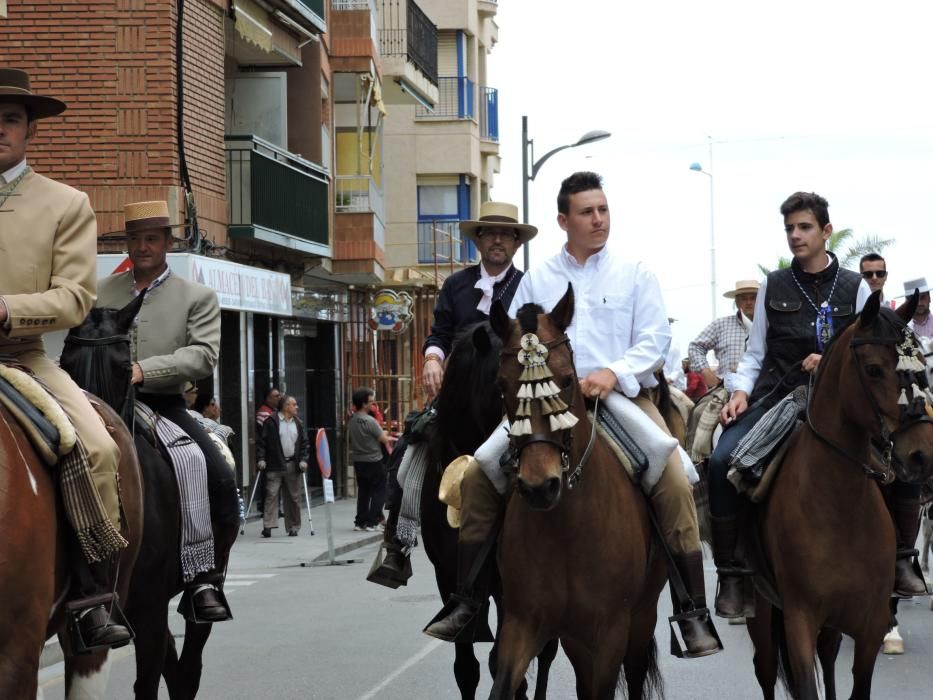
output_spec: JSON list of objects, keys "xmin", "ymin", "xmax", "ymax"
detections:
[
  {"xmin": 559, "ymin": 189, "xmax": 610, "ymax": 256},
  {"xmin": 916, "ymin": 291, "xmax": 930, "ymax": 318},
  {"xmin": 0, "ymin": 103, "xmax": 36, "ymax": 173},
  {"xmin": 859, "ymin": 260, "xmax": 887, "ymax": 294},
  {"xmin": 735, "ymin": 292, "xmax": 757, "ymax": 320},
  {"xmin": 266, "ymin": 390, "xmax": 281, "ymax": 408},
  {"xmin": 205, "ymin": 398, "xmax": 220, "ymax": 420},
  {"xmin": 474, "ymin": 226, "xmax": 521, "ymax": 269},
  {"xmin": 784, "ymin": 210, "xmax": 830, "ymax": 264},
  {"xmin": 127, "ymin": 230, "xmax": 172, "ymax": 276},
  {"xmin": 283, "ymin": 397, "xmax": 298, "ymax": 418}
]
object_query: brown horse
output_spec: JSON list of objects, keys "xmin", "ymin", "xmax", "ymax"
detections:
[
  {"xmin": 745, "ymin": 292, "xmax": 933, "ymax": 700},
  {"xmin": 0, "ymin": 379, "xmax": 142, "ymax": 698},
  {"xmin": 488, "ymin": 287, "xmax": 667, "ymax": 699}
]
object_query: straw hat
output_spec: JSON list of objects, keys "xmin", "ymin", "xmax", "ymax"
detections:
[
  {"xmin": 903, "ymin": 277, "xmax": 930, "ymax": 296},
  {"xmin": 0, "ymin": 68, "xmax": 67, "ymax": 120},
  {"xmin": 459, "ymin": 202, "xmax": 538, "ymax": 245},
  {"xmin": 101, "ymin": 200, "xmax": 192, "ymax": 238},
  {"xmin": 723, "ymin": 279, "xmax": 761, "ymax": 299},
  {"xmin": 438, "ymin": 455, "xmax": 474, "ymax": 528}
]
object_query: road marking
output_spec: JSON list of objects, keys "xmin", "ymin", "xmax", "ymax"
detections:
[
  {"xmin": 353, "ymin": 639, "xmax": 442, "ymax": 700},
  {"xmin": 226, "ymin": 573, "xmax": 276, "ymax": 579},
  {"xmin": 224, "ymin": 580, "xmax": 257, "ymax": 587}
]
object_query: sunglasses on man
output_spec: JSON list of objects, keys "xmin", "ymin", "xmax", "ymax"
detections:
[{"xmin": 860, "ymin": 270, "xmax": 887, "ymax": 279}]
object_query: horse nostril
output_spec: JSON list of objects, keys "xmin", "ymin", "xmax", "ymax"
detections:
[{"xmin": 544, "ymin": 476, "xmax": 561, "ymax": 502}]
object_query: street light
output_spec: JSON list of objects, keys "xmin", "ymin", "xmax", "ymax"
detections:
[
  {"xmin": 690, "ymin": 143, "xmax": 716, "ymax": 320},
  {"xmin": 521, "ymin": 116, "xmax": 611, "ymax": 270}
]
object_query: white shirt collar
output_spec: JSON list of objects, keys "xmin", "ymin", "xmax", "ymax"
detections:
[
  {"xmin": 1, "ymin": 159, "xmax": 27, "ymax": 185},
  {"xmin": 131, "ymin": 265, "xmax": 172, "ymax": 296},
  {"xmin": 479, "ymin": 263, "xmax": 509, "ymax": 283},
  {"xmin": 278, "ymin": 411, "xmax": 295, "ymax": 422},
  {"xmin": 561, "ymin": 243, "xmax": 609, "ymax": 268}
]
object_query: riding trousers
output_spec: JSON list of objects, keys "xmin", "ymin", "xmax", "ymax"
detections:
[
  {"xmin": 707, "ymin": 404, "xmax": 769, "ymax": 519},
  {"xmin": 460, "ymin": 392, "xmax": 702, "ymax": 556}
]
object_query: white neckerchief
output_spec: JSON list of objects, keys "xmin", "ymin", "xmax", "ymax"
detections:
[
  {"xmin": 474, "ymin": 264, "xmax": 509, "ymax": 314},
  {"xmin": 1, "ymin": 159, "xmax": 27, "ymax": 185},
  {"xmin": 740, "ymin": 311, "xmax": 754, "ymax": 334}
]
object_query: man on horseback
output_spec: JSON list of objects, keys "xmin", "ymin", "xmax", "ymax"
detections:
[
  {"xmin": 904, "ymin": 277, "xmax": 932, "ymax": 338},
  {"xmin": 689, "ymin": 279, "xmax": 759, "ymax": 392},
  {"xmin": 708, "ymin": 191, "xmax": 929, "ymax": 618},
  {"xmin": 0, "ymin": 68, "xmax": 132, "ymax": 649},
  {"xmin": 373, "ymin": 201, "xmax": 537, "ymax": 584},
  {"xmin": 96, "ymin": 200, "xmax": 240, "ymax": 623},
  {"xmin": 424, "ymin": 171, "xmax": 722, "ymax": 658}
]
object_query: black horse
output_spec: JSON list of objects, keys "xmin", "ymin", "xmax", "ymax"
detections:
[
  {"xmin": 59, "ymin": 293, "xmax": 237, "ymax": 700},
  {"xmin": 419, "ymin": 321, "xmax": 559, "ymax": 699}
]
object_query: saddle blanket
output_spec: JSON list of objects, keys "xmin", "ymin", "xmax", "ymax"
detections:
[{"xmin": 0, "ymin": 361, "xmax": 76, "ymax": 466}]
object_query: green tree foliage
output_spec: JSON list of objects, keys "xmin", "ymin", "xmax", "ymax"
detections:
[{"xmin": 758, "ymin": 228, "xmax": 894, "ymax": 275}]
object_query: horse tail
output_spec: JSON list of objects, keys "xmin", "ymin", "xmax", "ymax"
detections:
[{"xmin": 773, "ymin": 611, "xmax": 799, "ymax": 699}]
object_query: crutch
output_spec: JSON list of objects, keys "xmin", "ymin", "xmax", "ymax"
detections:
[
  {"xmin": 242, "ymin": 475, "xmax": 262, "ymax": 532},
  {"xmin": 302, "ymin": 472, "xmax": 315, "ymax": 535}
]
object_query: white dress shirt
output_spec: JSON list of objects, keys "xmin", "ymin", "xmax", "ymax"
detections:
[
  {"xmin": 278, "ymin": 413, "xmax": 299, "ymax": 460},
  {"xmin": 1, "ymin": 159, "xmax": 28, "ymax": 185},
  {"xmin": 727, "ymin": 269, "xmax": 872, "ymax": 395},
  {"xmin": 509, "ymin": 245, "xmax": 671, "ymax": 398}
]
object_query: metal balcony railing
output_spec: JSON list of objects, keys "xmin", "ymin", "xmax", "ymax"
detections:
[
  {"xmin": 332, "ymin": 0, "xmax": 372, "ymax": 11},
  {"xmin": 378, "ymin": 0, "xmax": 438, "ymax": 86},
  {"xmin": 225, "ymin": 135, "xmax": 329, "ymax": 251},
  {"xmin": 335, "ymin": 175, "xmax": 385, "ymax": 224},
  {"xmin": 479, "ymin": 86, "xmax": 498, "ymax": 141},
  {"xmin": 417, "ymin": 220, "xmax": 477, "ymax": 264},
  {"xmin": 416, "ymin": 77, "xmax": 474, "ymax": 120}
]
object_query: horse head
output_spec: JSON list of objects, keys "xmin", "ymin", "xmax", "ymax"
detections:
[
  {"xmin": 492, "ymin": 284, "xmax": 579, "ymax": 510},
  {"xmin": 60, "ymin": 292, "xmax": 145, "ymax": 428},
  {"xmin": 821, "ymin": 290, "xmax": 933, "ymax": 484}
]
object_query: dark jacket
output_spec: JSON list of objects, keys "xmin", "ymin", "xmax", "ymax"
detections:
[
  {"xmin": 423, "ymin": 264, "xmax": 523, "ymax": 355},
  {"xmin": 256, "ymin": 412, "xmax": 311, "ymax": 472},
  {"xmin": 750, "ymin": 254, "xmax": 861, "ymax": 408}
]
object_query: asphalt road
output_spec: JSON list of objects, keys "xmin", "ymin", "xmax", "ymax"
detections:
[{"xmin": 40, "ymin": 513, "xmax": 933, "ymax": 699}]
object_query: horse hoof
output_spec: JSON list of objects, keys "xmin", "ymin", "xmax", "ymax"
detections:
[{"xmin": 882, "ymin": 628, "xmax": 904, "ymax": 655}]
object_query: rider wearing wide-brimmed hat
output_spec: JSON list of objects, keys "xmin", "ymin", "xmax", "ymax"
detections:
[{"xmin": 0, "ymin": 67, "xmax": 132, "ymax": 649}]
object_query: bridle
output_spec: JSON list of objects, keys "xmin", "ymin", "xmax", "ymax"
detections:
[
  {"xmin": 806, "ymin": 320, "xmax": 933, "ymax": 484},
  {"xmin": 62, "ymin": 332, "xmax": 135, "ymax": 428},
  {"xmin": 501, "ymin": 332, "xmax": 598, "ymax": 489}
]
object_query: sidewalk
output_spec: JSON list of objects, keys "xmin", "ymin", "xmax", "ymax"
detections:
[{"xmin": 40, "ymin": 498, "xmax": 382, "ymax": 670}]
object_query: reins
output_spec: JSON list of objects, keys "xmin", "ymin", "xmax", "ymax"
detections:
[{"xmin": 63, "ymin": 333, "xmax": 135, "ymax": 430}]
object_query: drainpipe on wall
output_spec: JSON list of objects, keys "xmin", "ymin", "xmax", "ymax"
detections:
[{"xmin": 176, "ymin": 0, "xmax": 203, "ymax": 254}]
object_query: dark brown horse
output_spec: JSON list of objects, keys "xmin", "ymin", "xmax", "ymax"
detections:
[
  {"xmin": 488, "ymin": 287, "xmax": 667, "ymax": 699},
  {"xmin": 0, "ymin": 370, "xmax": 142, "ymax": 698},
  {"xmin": 420, "ymin": 321, "xmax": 558, "ymax": 699},
  {"xmin": 59, "ymin": 295, "xmax": 237, "ymax": 699},
  {"xmin": 745, "ymin": 292, "xmax": 933, "ymax": 700}
]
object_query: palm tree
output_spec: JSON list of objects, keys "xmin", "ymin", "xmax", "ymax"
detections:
[{"xmin": 758, "ymin": 229, "xmax": 894, "ymax": 276}]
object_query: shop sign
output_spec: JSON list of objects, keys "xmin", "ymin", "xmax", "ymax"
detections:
[{"xmin": 368, "ymin": 289, "xmax": 414, "ymax": 333}]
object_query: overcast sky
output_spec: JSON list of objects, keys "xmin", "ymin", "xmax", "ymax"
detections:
[{"xmin": 488, "ymin": 0, "xmax": 933, "ymax": 354}]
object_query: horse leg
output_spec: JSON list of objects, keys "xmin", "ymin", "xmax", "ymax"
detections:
[
  {"xmin": 488, "ymin": 618, "xmax": 540, "ymax": 700},
  {"xmin": 130, "ymin": 605, "xmax": 171, "ymax": 700},
  {"xmin": 453, "ymin": 641, "xmax": 481, "ymax": 700},
  {"xmin": 561, "ymin": 638, "xmax": 597, "ymax": 700},
  {"xmin": 849, "ymin": 635, "xmax": 882, "ymax": 700},
  {"xmin": 532, "ymin": 639, "xmax": 559, "ymax": 700},
  {"xmin": 816, "ymin": 627, "xmax": 842, "ymax": 700},
  {"xmin": 781, "ymin": 611, "xmax": 820, "ymax": 700},
  {"xmin": 746, "ymin": 598, "xmax": 777, "ymax": 700},
  {"xmin": 623, "ymin": 607, "xmax": 659, "ymax": 700},
  {"xmin": 63, "ymin": 649, "xmax": 113, "ymax": 700},
  {"xmin": 168, "ymin": 620, "xmax": 213, "ymax": 700},
  {"xmin": 488, "ymin": 594, "xmax": 528, "ymax": 700},
  {"xmin": 591, "ymin": 623, "xmax": 629, "ymax": 700}
]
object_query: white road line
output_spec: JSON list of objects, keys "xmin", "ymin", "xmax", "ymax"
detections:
[
  {"xmin": 223, "ymin": 581, "xmax": 256, "ymax": 587},
  {"xmin": 226, "ymin": 573, "xmax": 276, "ymax": 579},
  {"xmin": 353, "ymin": 639, "xmax": 442, "ymax": 700}
]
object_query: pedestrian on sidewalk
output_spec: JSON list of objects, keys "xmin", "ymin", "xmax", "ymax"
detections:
[
  {"xmin": 348, "ymin": 388, "xmax": 389, "ymax": 532},
  {"xmin": 256, "ymin": 395, "xmax": 310, "ymax": 537}
]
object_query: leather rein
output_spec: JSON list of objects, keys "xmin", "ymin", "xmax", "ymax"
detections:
[{"xmin": 501, "ymin": 333, "xmax": 599, "ymax": 489}]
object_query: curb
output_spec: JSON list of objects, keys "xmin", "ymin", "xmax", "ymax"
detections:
[{"xmin": 310, "ymin": 533, "xmax": 383, "ymax": 563}]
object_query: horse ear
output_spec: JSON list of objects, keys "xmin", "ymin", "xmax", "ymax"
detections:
[
  {"xmin": 490, "ymin": 299, "xmax": 511, "ymax": 341},
  {"xmin": 549, "ymin": 283, "xmax": 575, "ymax": 332},
  {"xmin": 897, "ymin": 289, "xmax": 920, "ymax": 325},
  {"xmin": 858, "ymin": 289, "xmax": 881, "ymax": 329},
  {"xmin": 472, "ymin": 324, "xmax": 492, "ymax": 355},
  {"xmin": 114, "ymin": 289, "xmax": 146, "ymax": 333}
]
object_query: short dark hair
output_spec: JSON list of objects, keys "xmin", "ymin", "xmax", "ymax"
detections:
[
  {"xmin": 265, "ymin": 387, "xmax": 281, "ymax": 403},
  {"xmin": 557, "ymin": 171, "xmax": 604, "ymax": 215},
  {"xmin": 192, "ymin": 393, "xmax": 214, "ymax": 413},
  {"xmin": 779, "ymin": 192, "xmax": 830, "ymax": 230},
  {"xmin": 352, "ymin": 388, "xmax": 373, "ymax": 410},
  {"xmin": 859, "ymin": 253, "xmax": 885, "ymax": 271},
  {"xmin": 276, "ymin": 394, "xmax": 295, "ymax": 412}
]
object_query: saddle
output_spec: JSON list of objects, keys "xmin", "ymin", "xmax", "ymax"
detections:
[{"xmin": 0, "ymin": 361, "xmax": 76, "ymax": 466}]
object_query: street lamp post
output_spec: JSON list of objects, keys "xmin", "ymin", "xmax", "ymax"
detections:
[
  {"xmin": 521, "ymin": 116, "xmax": 611, "ymax": 270},
  {"xmin": 690, "ymin": 140, "xmax": 716, "ymax": 320}
]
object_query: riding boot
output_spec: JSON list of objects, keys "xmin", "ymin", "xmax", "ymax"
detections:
[
  {"xmin": 671, "ymin": 551, "xmax": 723, "ymax": 657},
  {"xmin": 710, "ymin": 515, "xmax": 751, "ymax": 618},
  {"xmin": 890, "ymin": 496, "xmax": 929, "ymax": 597},
  {"xmin": 68, "ymin": 556, "xmax": 133, "ymax": 652},
  {"xmin": 181, "ymin": 571, "xmax": 233, "ymax": 623},
  {"xmin": 367, "ymin": 509, "xmax": 412, "ymax": 589},
  {"xmin": 423, "ymin": 539, "xmax": 494, "ymax": 643}
]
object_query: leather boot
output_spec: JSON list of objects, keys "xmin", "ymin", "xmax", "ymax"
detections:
[
  {"xmin": 367, "ymin": 511, "xmax": 412, "ymax": 589},
  {"xmin": 891, "ymin": 497, "xmax": 929, "ymax": 597},
  {"xmin": 710, "ymin": 515, "xmax": 751, "ymax": 618},
  {"xmin": 68, "ymin": 558, "xmax": 132, "ymax": 651},
  {"xmin": 671, "ymin": 551, "xmax": 723, "ymax": 657},
  {"xmin": 423, "ymin": 539, "xmax": 493, "ymax": 643},
  {"xmin": 183, "ymin": 572, "xmax": 233, "ymax": 623}
]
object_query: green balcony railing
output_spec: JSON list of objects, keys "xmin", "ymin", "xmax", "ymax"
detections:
[{"xmin": 226, "ymin": 135, "xmax": 330, "ymax": 255}]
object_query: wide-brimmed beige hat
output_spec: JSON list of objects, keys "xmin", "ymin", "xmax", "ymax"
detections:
[
  {"xmin": 459, "ymin": 202, "xmax": 538, "ymax": 245},
  {"xmin": 438, "ymin": 455, "xmax": 474, "ymax": 528},
  {"xmin": 723, "ymin": 279, "xmax": 761, "ymax": 299},
  {"xmin": 101, "ymin": 200, "xmax": 192, "ymax": 238},
  {"xmin": 903, "ymin": 277, "xmax": 930, "ymax": 296},
  {"xmin": 0, "ymin": 68, "xmax": 67, "ymax": 120}
]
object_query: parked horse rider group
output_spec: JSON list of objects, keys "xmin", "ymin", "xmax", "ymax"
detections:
[
  {"xmin": 1, "ymin": 69, "xmax": 237, "ymax": 652},
  {"xmin": 374, "ymin": 178, "xmax": 933, "ymax": 658}
]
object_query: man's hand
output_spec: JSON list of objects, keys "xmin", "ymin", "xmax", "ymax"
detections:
[
  {"xmin": 257, "ymin": 460, "xmax": 266, "ymax": 471},
  {"xmin": 721, "ymin": 390, "xmax": 749, "ymax": 426},
  {"xmin": 701, "ymin": 368, "xmax": 720, "ymax": 389},
  {"xmin": 131, "ymin": 362, "xmax": 144, "ymax": 385},
  {"xmin": 298, "ymin": 461, "xmax": 308, "ymax": 472},
  {"xmin": 423, "ymin": 358, "xmax": 444, "ymax": 398},
  {"xmin": 579, "ymin": 368, "xmax": 618, "ymax": 400},
  {"xmin": 801, "ymin": 353, "xmax": 822, "ymax": 374}
]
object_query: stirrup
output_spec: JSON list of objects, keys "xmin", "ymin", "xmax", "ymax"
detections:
[
  {"xmin": 668, "ymin": 606, "xmax": 724, "ymax": 659},
  {"xmin": 66, "ymin": 593, "xmax": 134, "ymax": 654},
  {"xmin": 366, "ymin": 543, "xmax": 412, "ymax": 589},
  {"xmin": 177, "ymin": 582, "xmax": 233, "ymax": 624},
  {"xmin": 423, "ymin": 595, "xmax": 494, "ymax": 644}
]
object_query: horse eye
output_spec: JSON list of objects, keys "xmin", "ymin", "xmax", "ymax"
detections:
[
  {"xmin": 558, "ymin": 374, "xmax": 573, "ymax": 389},
  {"xmin": 864, "ymin": 364, "xmax": 883, "ymax": 378}
]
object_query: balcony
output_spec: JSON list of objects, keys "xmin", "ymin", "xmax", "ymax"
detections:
[
  {"xmin": 335, "ymin": 175, "xmax": 385, "ymax": 224},
  {"xmin": 378, "ymin": 0, "xmax": 438, "ymax": 107},
  {"xmin": 416, "ymin": 76, "xmax": 474, "ymax": 120},
  {"xmin": 417, "ymin": 220, "xmax": 477, "ymax": 265},
  {"xmin": 280, "ymin": 0, "xmax": 327, "ymax": 32},
  {"xmin": 479, "ymin": 86, "xmax": 498, "ymax": 142},
  {"xmin": 329, "ymin": 0, "xmax": 379, "ymax": 67},
  {"xmin": 226, "ymin": 135, "xmax": 330, "ymax": 256}
]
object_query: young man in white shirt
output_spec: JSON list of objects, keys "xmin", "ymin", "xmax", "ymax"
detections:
[{"xmin": 423, "ymin": 172, "xmax": 720, "ymax": 658}]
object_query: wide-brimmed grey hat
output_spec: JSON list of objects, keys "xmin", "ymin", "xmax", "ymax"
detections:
[
  {"xmin": 903, "ymin": 277, "xmax": 930, "ymax": 296},
  {"xmin": 0, "ymin": 68, "xmax": 67, "ymax": 120}
]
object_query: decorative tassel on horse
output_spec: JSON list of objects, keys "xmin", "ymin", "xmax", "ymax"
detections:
[{"xmin": 510, "ymin": 332, "xmax": 577, "ymax": 436}]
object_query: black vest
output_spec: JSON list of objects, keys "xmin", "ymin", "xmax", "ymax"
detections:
[{"xmin": 750, "ymin": 255, "xmax": 861, "ymax": 408}]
